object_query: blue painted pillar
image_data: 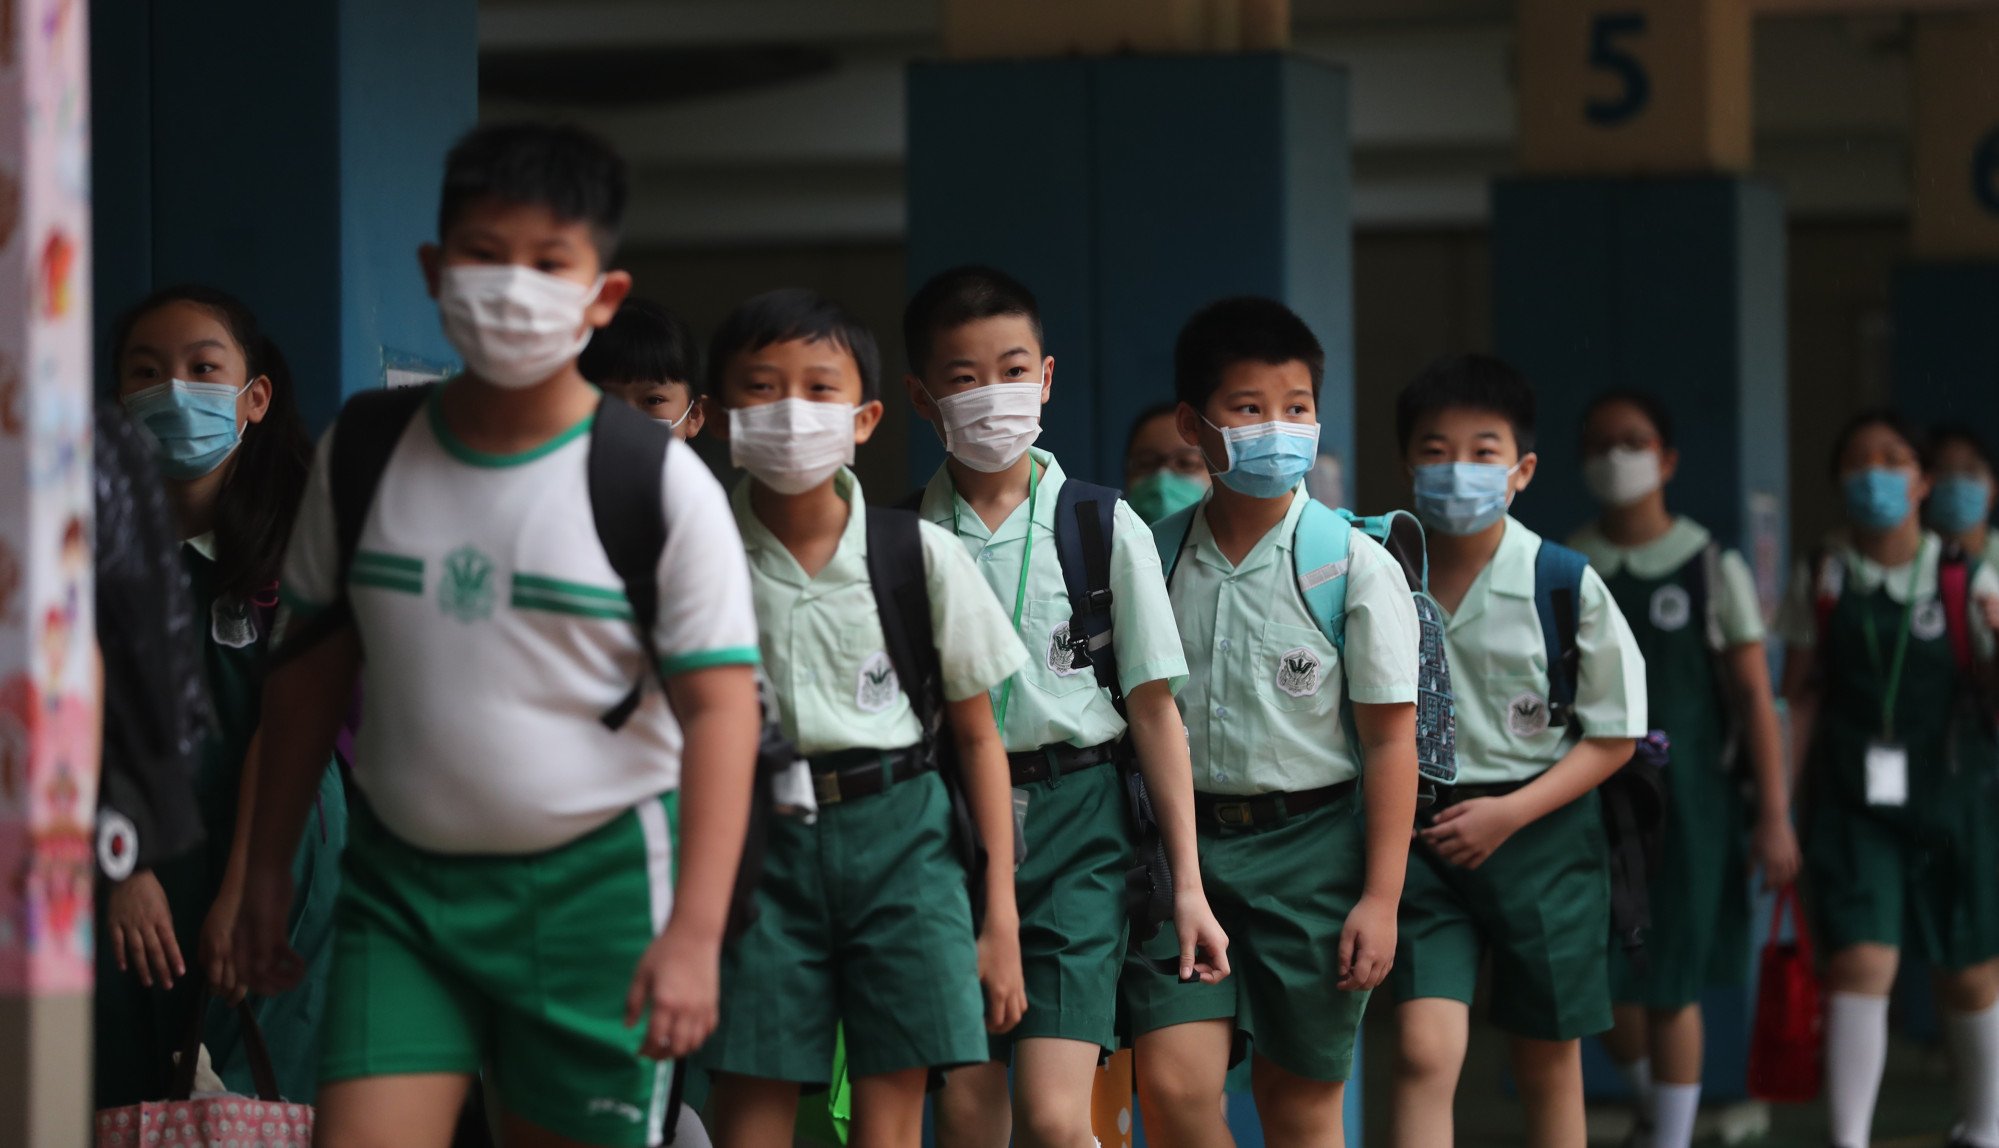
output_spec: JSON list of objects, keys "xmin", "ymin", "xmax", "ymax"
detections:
[
  {"xmin": 906, "ymin": 53, "xmax": 1353, "ymax": 495},
  {"xmin": 1493, "ymin": 176, "xmax": 1790, "ymax": 1102},
  {"xmin": 90, "ymin": 0, "xmax": 475, "ymax": 429},
  {"xmin": 908, "ymin": 52, "xmax": 1359, "ymax": 1146}
]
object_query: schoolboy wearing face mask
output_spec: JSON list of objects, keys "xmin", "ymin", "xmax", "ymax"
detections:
[
  {"xmin": 1387, "ymin": 354, "xmax": 1649, "ymax": 1148},
  {"xmin": 1567, "ymin": 391, "xmax": 1799, "ymax": 1148},
  {"xmin": 1775, "ymin": 411, "xmax": 1999, "ymax": 1148},
  {"xmin": 901, "ymin": 268, "xmax": 1227, "ymax": 1148},
  {"xmin": 1117, "ymin": 297, "xmax": 1419, "ymax": 1144}
]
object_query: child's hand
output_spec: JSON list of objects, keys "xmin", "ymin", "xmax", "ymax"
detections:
[
  {"xmin": 233, "ymin": 867, "xmax": 304, "ymax": 996},
  {"xmin": 1418, "ymin": 796, "xmax": 1523, "ymax": 870},
  {"xmin": 200, "ymin": 879, "xmax": 247, "ymax": 1004},
  {"xmin": 1173, "ymin": 889, "xmax": 1231, "ymax": 985},
  {"xmin": 626, "ymin": 922, "xmax": 722, "ymax": 1061},
  {"xmin": 108, "ymin": 870, "xmax": 183, "ymax": 990},
  {"xmin": 1752, "ymin": 812, "xmax": 1803, "ymax": 890},
  {"xmin": 977, "ymin": 917, "xmax": 1026, "ymax": 1034},
  {"xmin": 1336, "ymin": 893, "xmax": 1397, "ymax": 991}
]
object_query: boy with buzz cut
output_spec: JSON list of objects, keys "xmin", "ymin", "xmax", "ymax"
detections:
[
  {"xmin": 234, "ymin": 123, "xmax": 764, "ymax": 1148},
  {"xmin": 579, "ymin": 296, "xmax": 708, "ymax": 438},
  {"xmin": 902, "ymin": 266, "xmax": 1230, "ymax": 1148},
  {"xmin": 695, "ymin": 288, "xmax": 1029, "ymax": 1148},
  {"xmin": 1125, "ymin": 296, "xmax": 1419, "ymax": 1148},
  {"xmin": 1386, "ymin": 353, "xmax": 1647, "ymax": 1148}
]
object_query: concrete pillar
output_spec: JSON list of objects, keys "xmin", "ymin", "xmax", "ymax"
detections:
[
  {"xmin": 89, "ymin": 0, "xmax": 476, "ymax": 428},
  {"xmin": 0, "ymin": 0, "xmax": 99, "ymax": 1142}
]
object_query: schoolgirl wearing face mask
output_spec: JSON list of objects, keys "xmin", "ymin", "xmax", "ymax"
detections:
[
  {"xmin": 98, "ymin": 285, "xmax": 347, "ymax": 1111},
  {"xmin": 1776, "ymin": 410, "xmax": 1999, "ymax": 1148},
  {"xmin": 1566, "ymin": 391, "xmax": 1799, "ymax": 1148},
  {"xmin": 1928, "ymin": 425, "xmax": 1998, "ymax": 572}
]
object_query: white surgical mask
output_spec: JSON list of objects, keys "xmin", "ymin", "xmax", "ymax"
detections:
[
  {"xmin": 1583, "ymin": 446, "xmax": 1663, "ymax": 508},
  {"xmin": 729, "ymin": 399, "xmax": 857, "ymax": 494},
  {"xmin": 929, "ymin": 381, "xmax": 1043, "ymax": 473},
  {"xmin": 438, "ymin": 264, "xmax": 603, "ymax": 390}
]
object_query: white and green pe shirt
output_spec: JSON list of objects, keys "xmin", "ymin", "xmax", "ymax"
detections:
[{"xmin": 281, "ymin": 393, "xmax": 761, "ymax": 855}]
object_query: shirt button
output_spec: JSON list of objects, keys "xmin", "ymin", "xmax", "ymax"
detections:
[
  {"xmin": 1215, "ymin": 705, "xmax": 1229, "ymax": 719},
  {"xmin": 1219, "ymin": 638, "xmax": 1232, "ymax": 652},
  {"xmin": 1214, "ymin": 769, "xmax": 1228, "ymax": 781}
]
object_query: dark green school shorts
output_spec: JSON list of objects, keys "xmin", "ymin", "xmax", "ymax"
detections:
[
  {"xmin": 1390, "ymin": 790, "xmax": 1613, "ymax": 1042},
  {"xmin": 696, "ymin": 770, "xmax": 988, "ymax": 1083},
  {"xmin": 1121, "ymin": 791, "xmax": 1370, "ymax": 1082}
]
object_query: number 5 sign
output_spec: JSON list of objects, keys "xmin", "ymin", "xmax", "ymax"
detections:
[{"xmin": 1517, "ymin": 0, "xmax": 1752, "ymax": 176}]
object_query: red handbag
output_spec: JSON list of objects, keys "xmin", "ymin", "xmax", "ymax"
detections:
[{"xmin": 1747, "ymin": 885, "xmax": 1824, "ymax": 1102}]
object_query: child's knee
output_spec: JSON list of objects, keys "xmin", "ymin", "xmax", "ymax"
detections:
[
  {"xmin": 1014, "ymin": 1099, "xmax": 1095, "ymax": 1148},
  {"xmin": 1138, "ymin": 1059, "xmax": 1223, "ymax": 1125},
  {"xmin": 1395, "ymin": 1023, "xmax": 1465, "ymax": 1087}
]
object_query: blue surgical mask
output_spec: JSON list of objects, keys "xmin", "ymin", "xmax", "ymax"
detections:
[
  {"xmin": 1412, "ymin": 461, "xmax": 1517, "ymax": 536},
  {"xmin": 1929, "ymin": 474, "xmax": 1992, "ymax": 535},
  {"xmin": 122, "ymin": 378, "xmax": 251, "ymax": 480},
  {"xmin": 1843, "ymin": 467, "xmax": 1912, "ymax": 531},
  {"xmin": 1204, "ymin": 418, "xmax": 1320, "ymax": 499}
]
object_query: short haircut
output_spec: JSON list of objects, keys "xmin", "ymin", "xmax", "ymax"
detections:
[
  {"xmin": 903, "ymin": 265, "xmax": 1043, "ymax": 375},
  {"xmin": 1582, "ymin": 389, "xmax": 1675, "ymax": 450},
  {"xmin": 708, "ymin": 288, "xmax": 881, "ymax": 403},
  {"xmin": 1396, "ymin": 353, "xmax": 1537, "ymax": 456},
  {"xmin": 1828, "ymin": 407, "xmax": 1927, "ymax": 479},
  {"xmin": 438, "ymin": 122, "xmax": 627, "ymax": 260},
  {"xmin": 1173, "ymin": 297, "xmax": 1325, "ymax": 410},
  {"xmin": 578, "ymin": 298, "xmax": 703, "ymax": 396},
  {"xmin": 1930, "ymin": 422, "xmax": 1994, "ymax": 472},
  {"xmin": 1125, "ymin": 401, "xmax": 1181, "ymax": 459}
]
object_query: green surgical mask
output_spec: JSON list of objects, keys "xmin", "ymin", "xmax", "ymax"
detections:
[{"xmin": 1128, "ymin": 469, "xmax": 1206, "ymax": 524}]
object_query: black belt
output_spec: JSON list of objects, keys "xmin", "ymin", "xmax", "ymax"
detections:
[
  {"xmin": 805, "ymin": 746, "xmax": 935, "ymax": 807},
  {"xmin": 1194, "ymin": 781, "xmax": 1356, "ymax": 831},
  {"xmin": 1008, "ymin": 739, "xmax": 1125, "ymax": 786},
  {"xmin": 1417, "ymin": 779, "xmax": 1526, "ymax": 826}
]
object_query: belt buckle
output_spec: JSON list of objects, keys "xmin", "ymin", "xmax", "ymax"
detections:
[
  {"xmin": 813, "ymin": 771, "xmax": 842, "ymax": 806},
  {"xmin": 1213, "ymin": 802, "xmax": 1252, "ymax": 828}
]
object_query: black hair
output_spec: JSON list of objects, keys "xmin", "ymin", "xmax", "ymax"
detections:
[
  {"xmin": 1395, "ymin": 353, "xmax": 1537, "ymax": 456},
  {"xmin": 578, "ymin": 297, "xmax": 702, "ymax": 396},
  {"xmin": 1930, "ymin": 422, "xmax": 1994, "ymax": 473},
  {"xmin": 1173, "ymin": 297, "xmax": 1325, "ymax": 410},
  {"xmin": 438, "ymin": 121, "xmax": 628, "ymax": 261},
  {"xmin": 1828, "ymin": 407, "xmax": 1928, "ymax": 479},
  {"xmin": 111, "ymin": 284, "xmax": 313, "ymax": 603},
  {"xmin": 1125, "ymin": 401, "xmax": 1182, "ymax": 459},
  {"xmin": 708, "ymin": 288, "xmax": 881, "ymax": 403},
  {"xmin": 1582, "ymin": 389, "xmax": 1674, "ymax": 450},
  {"xmin": 902, "ymin": 265, "xmax": 1044, "ymax": 376}
]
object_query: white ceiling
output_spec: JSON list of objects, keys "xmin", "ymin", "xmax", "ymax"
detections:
[{"xmin": 478, "ymin": 0, "xmax": 1915, "ymax": 245}]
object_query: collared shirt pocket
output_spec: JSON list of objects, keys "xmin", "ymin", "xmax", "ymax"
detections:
[{"xmin": 1252, "ymin": 621, "xmax": 1340, "ymax": 715}]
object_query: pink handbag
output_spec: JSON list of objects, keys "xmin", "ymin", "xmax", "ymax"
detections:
[{"xmin": 95, "ymin": 988, "xmax": 313, "ymax": 1147}]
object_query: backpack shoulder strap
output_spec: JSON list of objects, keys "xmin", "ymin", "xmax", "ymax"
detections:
[
  {"xmin": 1055, "ymin": 479, "xmax": 1124, "ymax": 709},
  {"xmin": 330, "ymin": 384, "xmax": 436, "ymax": 587},
  {"xmin": 1533, "ymin": 539, "xmax": 1590, "ymax": 724},
  {"xmin": 896, "ymin": 489, "xmax": 925, "ymax": 514},
  {"xmin": 1152, "ymin": 503, "xmax": 1200, "ymax": 584},
  {"xmin": 863, "ymin": 506, "xmax": 943, "ymax": 728},
  {"xmin": 1681, "ymin": 541, "xmax": 1727, "ymax": 654},
  {"xmin": 1940, "ymin": 542, "xmax": 1975, "ymax": 674},
  {"xmin": 585, "ymin": 394, "xmax": 673, "ymax": 730},
  {"xmin": 1293, "ymin": 500, "xmax": 1356, "ymax": 650}
]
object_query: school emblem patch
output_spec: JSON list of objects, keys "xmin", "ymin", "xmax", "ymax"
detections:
[
  {"xmin": 1508, "ymin": 691, "xmax": 1551, "ymax": 737},
  {"xmin": 856, "ymin": 651, "xmax": 899, "ymax": 714},
  {"xmin": 1047, "ymin": 622, "xmax": 1081, "ymax": 677},
  {"xmin": 1913, "ymin": 597, "xmax": 1948, "ymax": 642},
  {"xmin": 438, "ymin": 545, "xmax": 496, "ymax": 623},
  {"xmin": 1649, "ymin": 584, "xmax": 1692, "ymax": 632},
  {"xmin": 211, "ymin": 596, "xmax": 258, "ymax": 649},
  {"xmin": 1275, "ymin": 647, "xmax": 1322, "ymax": 699}
]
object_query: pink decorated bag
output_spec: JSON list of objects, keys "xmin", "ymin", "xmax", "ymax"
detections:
[{"xmin": 95, "ymin": 988, "xmax": 312, "ymax": 1147}]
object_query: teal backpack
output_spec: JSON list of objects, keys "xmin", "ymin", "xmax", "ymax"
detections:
[{"xmin": 1154, "ymin": 500, "xmax": 1459, "ymax": 801}]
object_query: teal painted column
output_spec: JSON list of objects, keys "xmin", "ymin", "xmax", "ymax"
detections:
[
  {"xmin": 906, "ymin": 54, "xmax": 1353, "ymax": 496},
  {"xmin": 907, "ymin": 54, "xmax": 1359, "ymax": 1147},
  {"xmin": 89, "ymin": 0, "xmax": 475, "ymax": 429},
  {"xmin": 1493, "ymin": 176, "xmax": 1790, "ymax": 1102}
]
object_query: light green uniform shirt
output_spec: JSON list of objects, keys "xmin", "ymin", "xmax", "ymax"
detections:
[
  {"xmin": 1447, "ymin": 516, "xmax": 1649, "ymax": 786},
  {"xmin": 1775, "ymin": 531, "xmax": 1998, "ymax": 658},
  {"xmin": 1568, "ymin": 517, "xmax": 1766, "ymax": 647},
  {"xmin": 733, "ymin": 469, "xmax": 1029, "ymax": 757},
  {"xmin": 1167, "ymin": 487, "xmax": 1419, "ymax": 796},
  {"xmin": 919, "ymin": 449, "xmax": 1189, "ymax": 752}
]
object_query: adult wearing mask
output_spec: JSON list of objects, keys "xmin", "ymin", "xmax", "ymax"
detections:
[{"xmin": 1123, "ymin": 402, "xmax": 1209, "ymax": 525}]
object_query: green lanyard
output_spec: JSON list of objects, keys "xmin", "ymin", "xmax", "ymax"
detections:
[
  {"xmin": 954, "ymin": 460, "xmax": 1040, "ymax": 733},
  {"xmin": 1858, "ymin": 559, "xmax": 1924, "ymax": 742}
]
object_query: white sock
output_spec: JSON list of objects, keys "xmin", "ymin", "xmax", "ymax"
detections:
[
  {"xmin": 1947, "ymin": 1001, "xmax": 1999, "ymax": 1147},
  {"xmin": 1826, "ymin": 992, "xmax": 1892, "ymax": 1148},
  {"xmin": 671, "ymin": 1105, "xmax": 713, "ymax": 1148},
  {"xmin": 1652, "ymin": 1083, "xmax": 1702, "ymax": 1148},
  {"xmin": 1617, "ymin": 1056, "xmax": 1656, "ymax": 1121}
]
